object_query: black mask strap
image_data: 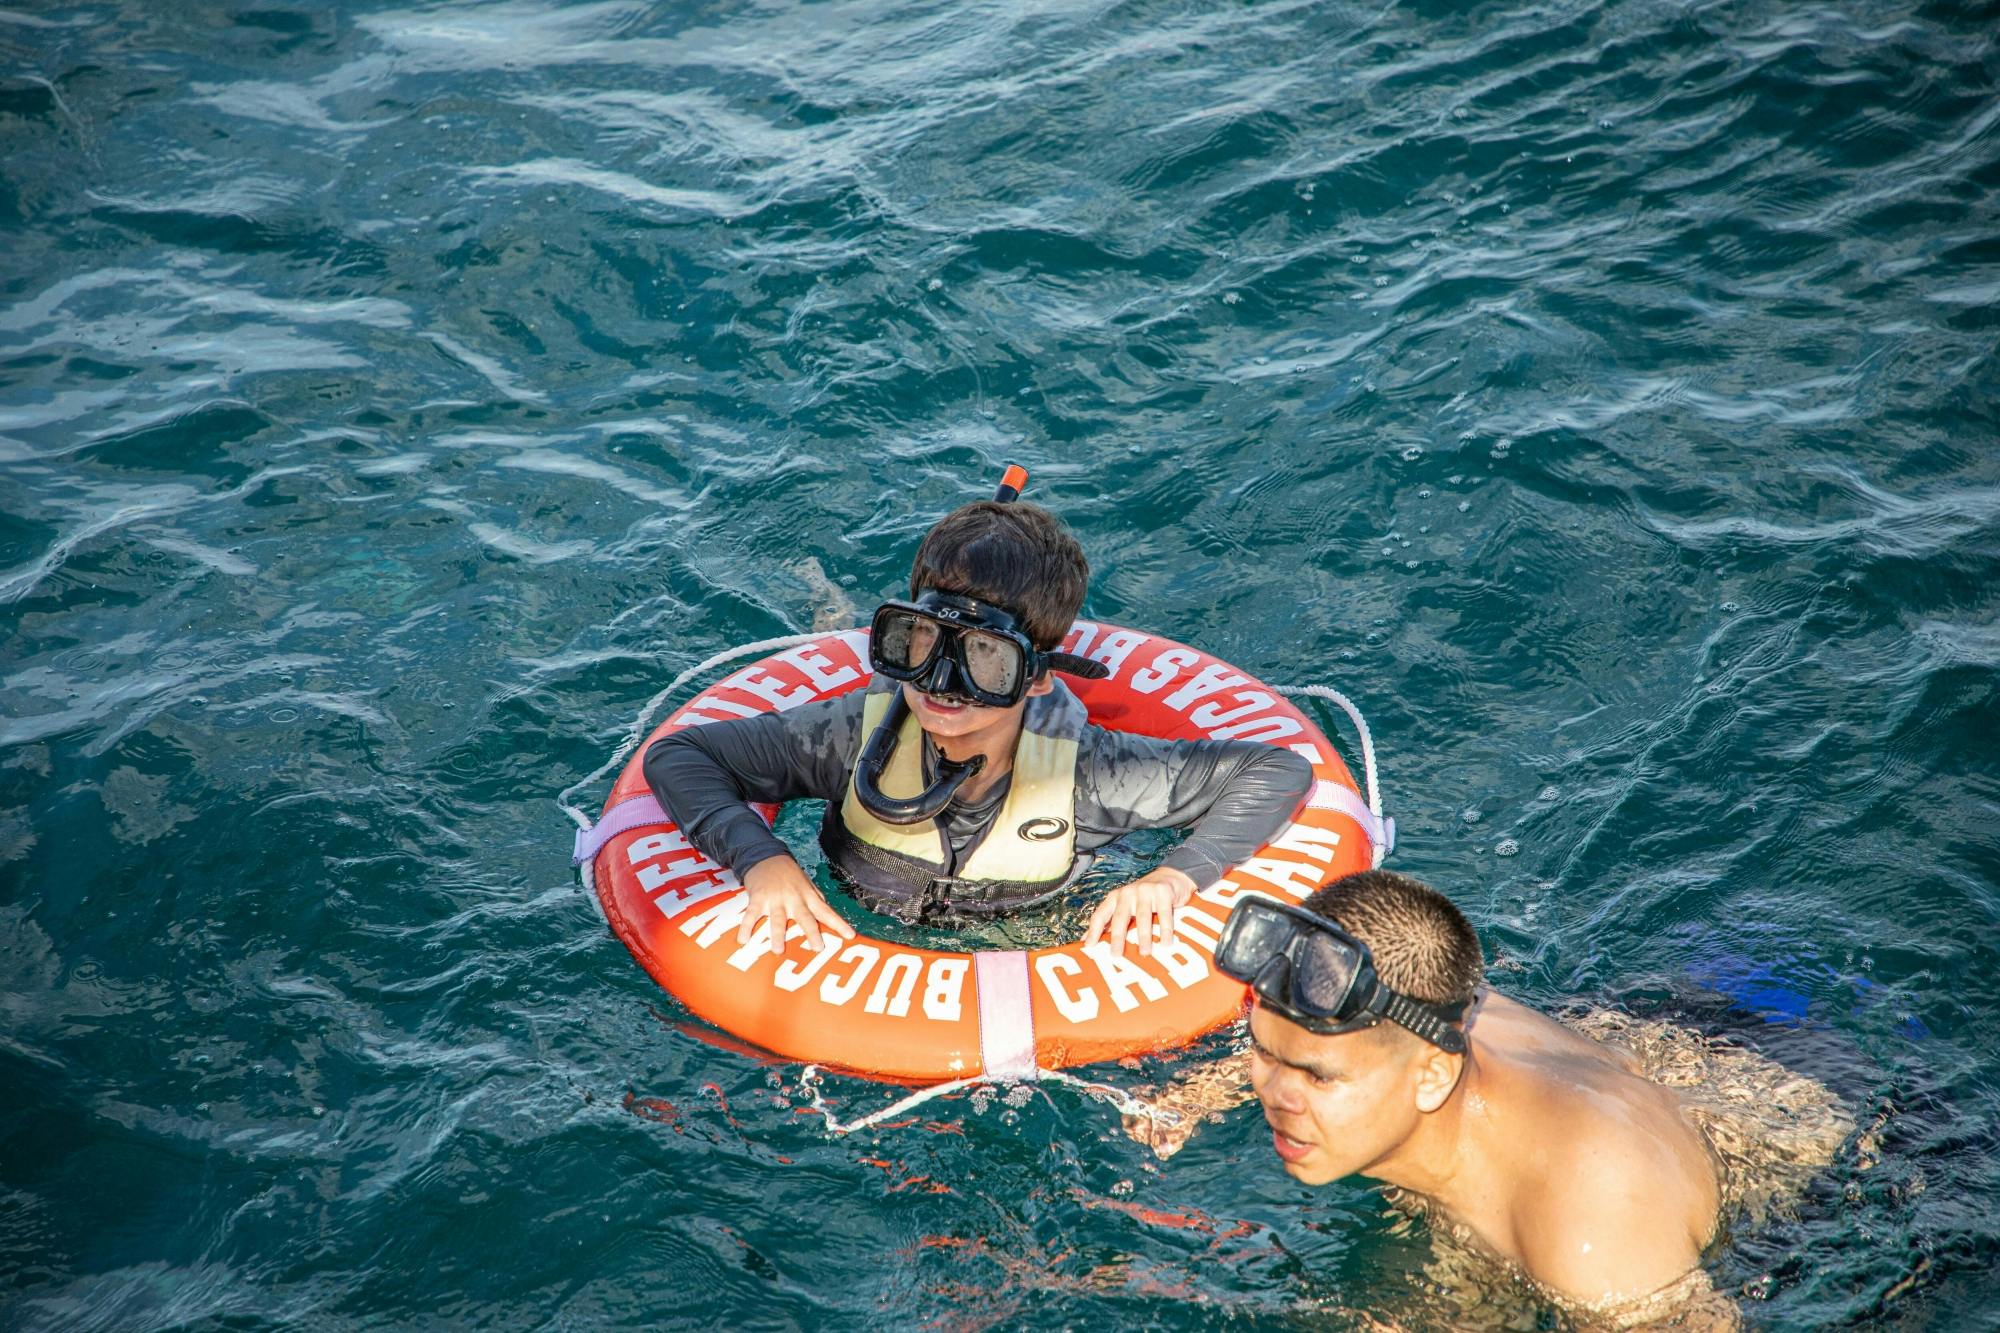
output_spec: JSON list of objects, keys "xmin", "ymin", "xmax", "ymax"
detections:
[
  {"xmin": 1378, "ymin": 989, "xmax": 1469, "ymax": 1055},
  {"xmin": 1043, "ymin": 651, "xmax": 1109, "ymax": 681},
  {"xmin": 852, "ymin": 690, "xmax": 986, "ymax": 826}
]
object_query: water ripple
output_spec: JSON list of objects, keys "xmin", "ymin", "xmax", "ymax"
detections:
[{"xmin": 3, "ymin": 0, "xmax": 1998, "ymax": 1326}]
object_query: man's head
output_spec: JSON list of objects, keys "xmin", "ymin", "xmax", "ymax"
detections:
[
  {"xmin": 1299, "ymin": 870, "xmax": 1484, "ymax": 1010},
  {"xmin": 1247, "ymin": 871, "xmax": 1483, "ymax": 1186}
]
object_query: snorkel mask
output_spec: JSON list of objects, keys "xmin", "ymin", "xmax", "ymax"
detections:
[
  {"xmin": 869, "ymin": 591, "xmax": 1109, "ymax": 709},
  {"xmin": 852, "ymin": 466, "xmax": 1110, "ymax": 826},
  {"xmin": 1215, "ymin": 897, "xmax": 1469, "ymax": 1054}
]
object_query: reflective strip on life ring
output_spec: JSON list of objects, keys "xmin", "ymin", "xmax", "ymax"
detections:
[{"xmin": 589, "ymin": 624, "xmax": 1377, "ymax": 1081}]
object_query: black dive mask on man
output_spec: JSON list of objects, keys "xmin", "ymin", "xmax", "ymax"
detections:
[{"xmin": 1215, "ymin": 896, "xmax": 1469, "ymax": 1053}]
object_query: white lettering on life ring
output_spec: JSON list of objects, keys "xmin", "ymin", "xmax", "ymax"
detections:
[
  {"xmin": 652, "ymin": 869, "xmax": 739, "ymax": 917},
  {"xmin": 627, "ymin": 830, "xmax": 694, "ymax": 864},
  {"xmin": 773, "ymin": 934, "xmax": 845, "ymax": 991},
  {"xmin": 1211, "ymin": 714, "xmax": 1304, "ymax": 743},
  {"xmin": 1272, "ymin": 822, "xmax": 1342, "ymax": 863},
  {"xmin": 681, "ymin": 892, "xmax": 751, "ymax": 946},
  {"xmin": 720, "ymin": 666, "xmax": 818, "ymax": 711},
  {"xmin": 1129, "ymin": 647, "xmax": 1199, "ymax": 695},
  {"xmin": 1164, "ymin": 663, "xmax": 1250, "ymax": 712},
  {"xmin": 864, "ymin": 953, "xmax": 923, "ymax": 1016},
  {"xmin": 636, "ymin": 851, "xmax": 716, "ymax": 892},
  {"xmin": 1037, "ymin": 953, "xmax": 1098, "ymax": 1024},
  {"xmin": 776, "ymin": 642, "xmax": 861, "ymax": 694},
  {"xmin": 1189, "ymin": 690, "xmax": 1275, "ymax": 730},
  {"xmin": 923, "ymin": 958, "xmax": 968, "ymax": 1022},
  {"xmin": 1231, "ymin": 823, "xmax": 1345, "ymax": 898},
  {"xmin": 1197, "ymin": 878, "xmax": 1279, "ymax": 912},
  {"xmin": 1065, "ymin": 623, "xmax": 1150, "ymax": 678},
  {"xmin": 630, "ymin": 826, "xmax": 740, "ymax": 910},
  {"xmin": 1082, "ymin": 941, "xmax": 1170, "ymax": 1013},
  {"xmin": 820, "ymin": 942, "xmax": 881, "ymax": 1006},
  {"xmin": 1148, "ymin": 932, "xmax": 1211, "ymax": 990},
  {"xmin": 1172, "ymin": 904, "xmax": 1226, "ymax": 951},
  {"xmin": 727, "ymin": 920, "xmax": 803, "ymax": 971}
]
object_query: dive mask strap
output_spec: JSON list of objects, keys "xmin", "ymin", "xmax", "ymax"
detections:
[
  {"xmin": 1377, "ymin": 989, "xmax": 1469, "ymax": 1055},
  {"xmin": 1042, "ymin": 651, "xmax": 1109, "ymax": 681},
  {"xmin": 852, "ymin": 689, "xmax": 986, "ymax": 826}
]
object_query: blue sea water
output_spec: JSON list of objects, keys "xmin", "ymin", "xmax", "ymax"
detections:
[{"xmin": 1, "ymin": 0, "xmax": 1996, "ymax": 1327}]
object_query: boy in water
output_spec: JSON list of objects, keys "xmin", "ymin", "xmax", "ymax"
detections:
[
  {"xmin": 644, "ymin": 493, "xmax": 1314, "ymax": 953},
  {"xmin": 1215, "ymin": 869, "xmax": 1848, "ymax": 1324}
]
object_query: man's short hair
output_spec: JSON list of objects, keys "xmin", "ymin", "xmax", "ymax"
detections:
[
  {"xmin": 1301, "ymin": 871, "xmax": 1484, "ymax": 1008},
  {"xmin": 909, "ymin": 500, "xmax": 1088, "ymax": 650}
]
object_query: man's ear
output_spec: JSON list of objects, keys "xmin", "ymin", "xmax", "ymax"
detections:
[
  {"xmin": 1026, "ymin": 673, "xmax": 1056, "ymax": 697},
  {"xmin": 1412, "ymin": 1045, "xmax": 1464, "ymax": 1114}
]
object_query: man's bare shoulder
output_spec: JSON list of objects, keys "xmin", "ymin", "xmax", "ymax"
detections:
[
  {"xmin": 1508, "ymin": 1111, "xmax": 1712, "ymax": 1307},
  {"xmin": 1470, "ymin": 991, "xmax": 1642, "ymax": 1071},
  {"xmin": 1466, "ymin": 993, "xmax": 1721, "ymax": 1307}
]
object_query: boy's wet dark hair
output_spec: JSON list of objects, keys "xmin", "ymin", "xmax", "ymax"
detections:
[
  {"xmin": 1302, "ymin": 870, "xmax": 1485, "ymax": 1009},
  {"xmin": 909, "ymin": 500, "xmax": 1088, "ymax": 650}
]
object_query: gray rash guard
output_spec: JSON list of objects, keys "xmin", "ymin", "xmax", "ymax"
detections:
[{"xmin": 643, "ymin": 688, "xmax": 1314, "ymax": 895}]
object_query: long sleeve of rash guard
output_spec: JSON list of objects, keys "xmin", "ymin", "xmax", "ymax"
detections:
[
  {"xmin": 643, "ymin": 688, "xmax": 1315, "ymax": 891},
  {"xmin": 1070, "ymin": 729, "xmax": 1315, "ymax": 889},
  {"xmin": 642, "ymin": 692, "xmax": 867, "ymax": 877}
]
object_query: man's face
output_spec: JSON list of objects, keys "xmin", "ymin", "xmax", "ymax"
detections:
[{"xmin": 1247, "ymin": 1000, "xmax": 1428, "ymax": 1186}]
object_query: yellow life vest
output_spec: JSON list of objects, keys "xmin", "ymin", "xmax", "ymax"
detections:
[{"xmin": 818, "ymin": 683, "xmax": 1087, "ymax": 918}]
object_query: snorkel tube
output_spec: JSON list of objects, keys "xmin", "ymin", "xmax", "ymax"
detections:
[
  {"xmin": 851, "ymin": 689, "xmax": 987, "ymax": 825},
  {"xmin": 850, "ymin": 464, "xmax": 1043, "ymax": 826}
]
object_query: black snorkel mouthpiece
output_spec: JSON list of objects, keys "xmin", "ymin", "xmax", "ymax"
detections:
[{"xmin": 852, "ymin": 690, "xmax": 986, "ymax": 824}]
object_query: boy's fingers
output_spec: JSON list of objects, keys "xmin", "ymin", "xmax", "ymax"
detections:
[
  {"xmin": 809, "ymin": 895, "xmax": 854, "ymax": 942},
  {"xmin": 1136, "ymin": 904, "xmax": 1155, "ymax": 955},
  {"xmin": 1083, "ymin": 896, "xmax": 1113, "ymax": 945}
]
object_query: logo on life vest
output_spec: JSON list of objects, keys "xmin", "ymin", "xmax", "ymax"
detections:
[{"xmin": 1018, "ymin": 817, "xmax": 1070, "ymax": 842}]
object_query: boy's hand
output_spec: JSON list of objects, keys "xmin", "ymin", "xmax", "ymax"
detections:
[
  {"xmin": 739, "ymin": 856, "xmax": 855, "ymax": 956},
  {"xmin": 1084, "ymin": 866, "xmax": 1198, "ymax": 957}
]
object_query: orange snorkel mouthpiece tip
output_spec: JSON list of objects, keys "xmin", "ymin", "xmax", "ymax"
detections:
[{"xmin": 995, "ymin": 465, "xmax": 1029, "ymax": 503}]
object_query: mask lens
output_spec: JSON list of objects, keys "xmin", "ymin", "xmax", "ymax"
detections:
[
  {"xmin": 906, "ymin": 618, "xmax": 941, "ymax": 667},
  {"xmin": 1290, "ymin": 930, "xmax": 1360, "ymax": 1016},
  {"xmin": 1214, "ymin": 898, "xmax": 1298, "ymax": 981},
  {"xmin": 874, "ymin": 610, "xmax": 939, "ymax": 674},
  {"xmin": 960, "ymin": 630, "xmax": 1023, "ymax": 697},
  {"xmin": 874, "ymin": 612, "xmax": 914, "ymax": 670},
  {"xmin": 1217, "ymin": 898, "xmax": 1368, "ymax": 1027}
]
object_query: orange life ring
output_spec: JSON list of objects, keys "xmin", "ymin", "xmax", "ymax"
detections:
[{"xmin": 585, "ymin": 622, "xmax": 1381, "ymax": 1082}]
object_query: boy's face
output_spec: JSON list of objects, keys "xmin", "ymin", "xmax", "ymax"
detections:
[
  {"xmin": 903, "ymin": 675, "xmax": 1052, "ymax": 745},
  {"xmin": 885, "ymin": 588, "xmax": 1058, "ymax": 738}
]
